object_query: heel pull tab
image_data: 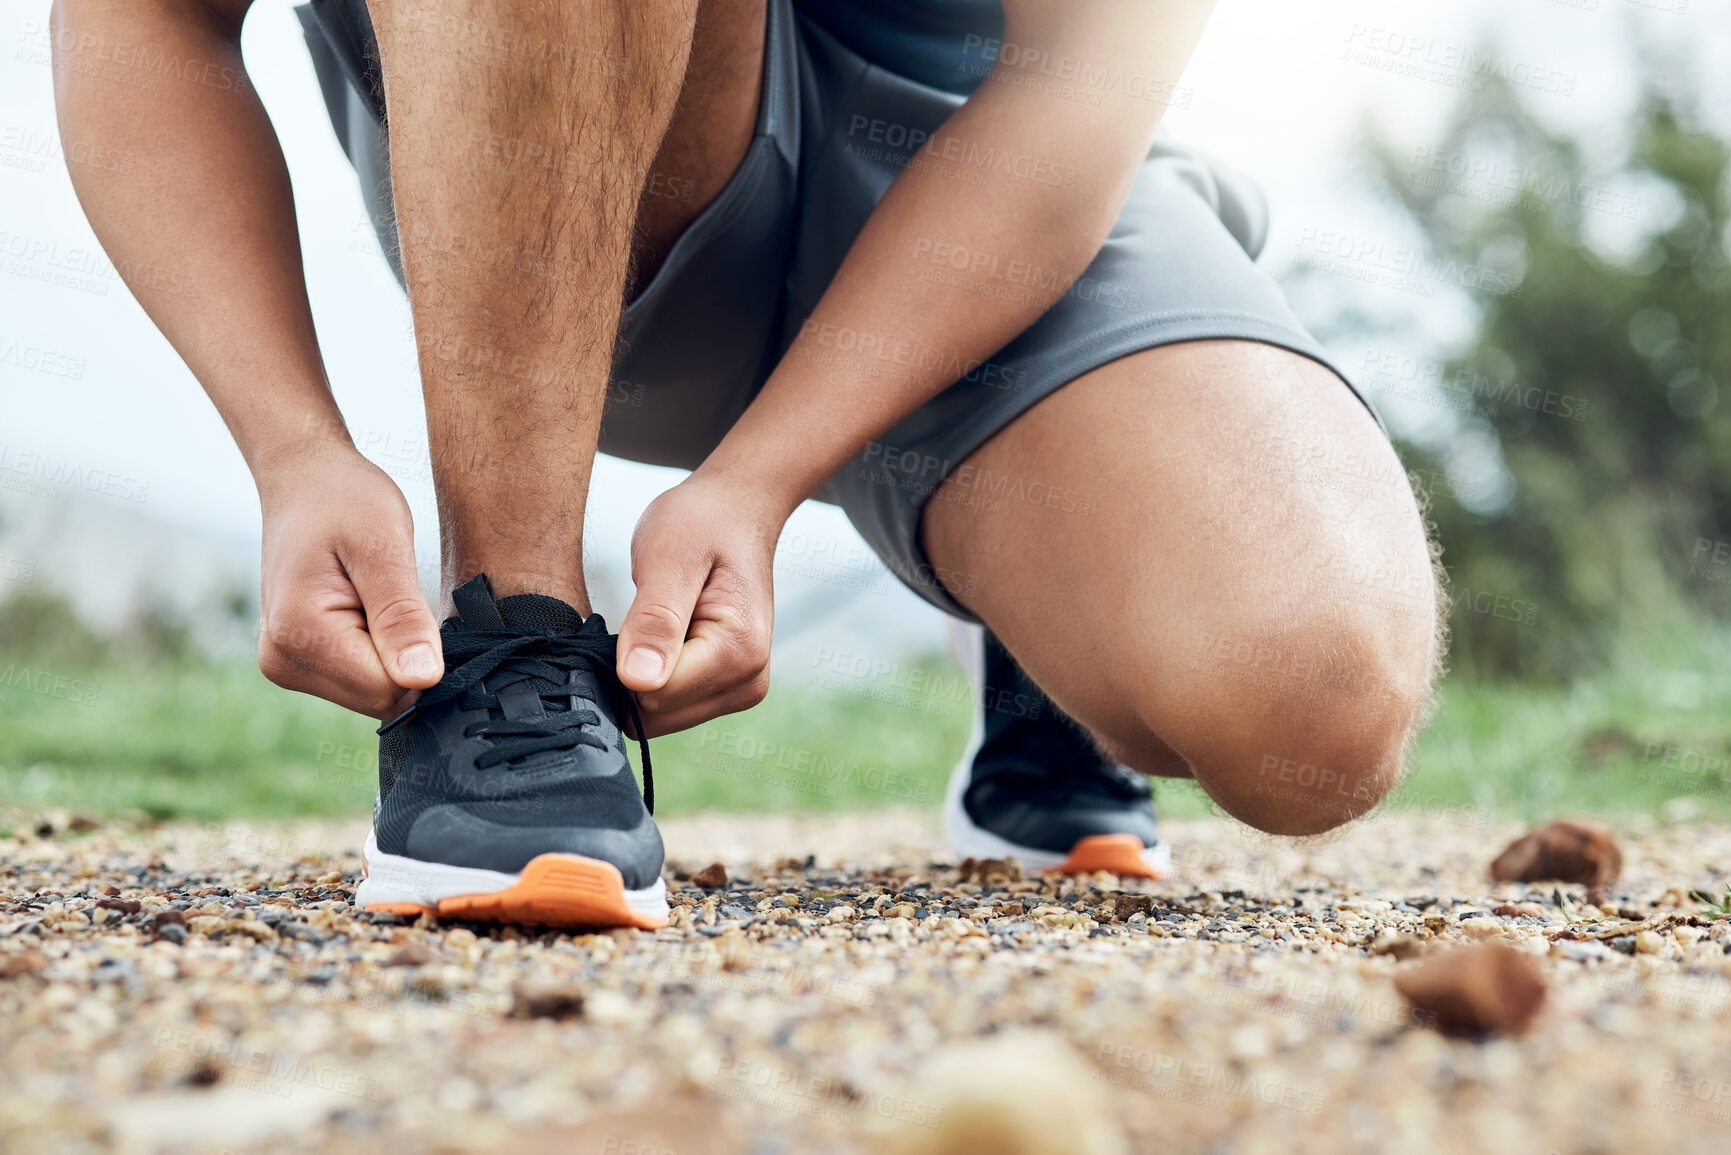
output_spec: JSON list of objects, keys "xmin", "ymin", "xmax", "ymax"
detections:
[{"xmin": 451, "ymin": 574, "xmax": 507, "ymax": 630}]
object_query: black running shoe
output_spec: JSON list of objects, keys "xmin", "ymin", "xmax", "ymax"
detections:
[
  {"xmin": 944, "ymin": 625, "xmax": 1169, "ymax": 879},
  {"xmin": 354, "ymin": 574, "xmax": 667, "ymax": 928}
]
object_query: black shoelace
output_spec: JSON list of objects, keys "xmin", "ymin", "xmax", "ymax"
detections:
[{"xmin": 378, "ymin": 626, "xmax": 654, "ymax": 812}]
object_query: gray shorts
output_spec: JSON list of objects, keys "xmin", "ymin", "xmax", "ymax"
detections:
[{"xmin": 298, "ymin": 0, "xmax": 1368, "ymax": 620}]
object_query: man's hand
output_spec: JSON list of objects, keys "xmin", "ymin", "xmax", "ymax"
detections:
[
  {"xmin": 616, "ymin": 474, "xmax": 783, "ymax": 735},
  {"xmin": 55, "ymin": 0, "xmax": 442, "ymax": 723},
  {"xmin": 256, "ymin": 451, "xmax": 443, "ymax": 718}
]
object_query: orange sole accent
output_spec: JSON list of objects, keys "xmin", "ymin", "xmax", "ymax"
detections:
[
  {"xmin": 1045, "ymin": 834, "xmax": 1165, "ymax": 880},
  {"xmin": 369, "ymin": 902, "xmax": 436, "ymax": 917},
  {"xmin": 434, "ymin": 854, "xmax": 667, "ymax": 930}
]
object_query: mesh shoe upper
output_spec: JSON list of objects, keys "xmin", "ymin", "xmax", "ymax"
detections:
[
  {"xmin": 963, "ymin": 630, "xmax": 1161, "ymax": 855},
  {"xmin": 372, "ymin": 575, "xmax": 662, "ymax": 888}
]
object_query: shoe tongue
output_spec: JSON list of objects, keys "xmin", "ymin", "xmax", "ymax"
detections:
[{"xmin": 494, "ymin": 593, "xmax": 585, "ymax": 632}]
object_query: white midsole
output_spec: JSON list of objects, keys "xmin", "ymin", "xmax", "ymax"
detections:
[{"xmin": 354, "ymin": 831, "xmax": 669, "ymax": 918}]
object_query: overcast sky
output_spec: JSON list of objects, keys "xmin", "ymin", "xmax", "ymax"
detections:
[{"xmin": 1, "ymin": 0, "xmax": 1723, "ymax": 657}]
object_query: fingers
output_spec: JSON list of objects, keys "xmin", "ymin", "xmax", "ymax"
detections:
[
  {"xmin": 635, "ymin": 565, "xmax": 773, "ymax": 735},
  {"xmin": 635, "ymin": 655, "xmax": 770, "ymax": 736},
  {"xmin": 258, "ymin": 594, "xmax": 408, "ymax": 719},
  {"xmin": 259, "ymin": 525, "xmax": 439, "ymax": 719},
  {"xmin": 618, "ymin": 547, "xmax": 708, "ymax": 693},
  {"xmin": 341, "ymin": 529, "xmax": 443, "ymax": 689},
  {"xmin": 254, "ymin": 455, "xmax": 444, "ymax": 718}
]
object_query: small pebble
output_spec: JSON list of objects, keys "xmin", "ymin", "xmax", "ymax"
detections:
[
  {"xmin": 1394, "ymin": 944, "xmax": 1547, "ymax": 1037},
  {"xmin": 0, "ymin": 950, "xmax": 48, "ymax": 979},
  {"xmin": 384, "ymin": 942, "xmax": 439, "ymax": 968},
  {"xmin": 691, "ymin": 862, "xmax": 729, "ymax": 889},
  {"xmin": 1490, "ymin": 820, "xmax": 1622, "ymax": 888},
  {"xmin": 511, "ymin": 978, "xmax": 585, "ymax": 1020}
]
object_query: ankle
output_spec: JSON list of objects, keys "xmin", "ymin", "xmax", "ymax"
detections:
[{"xmin": 441, "ymin": 568, "xmax": 591, "ymax": 618}]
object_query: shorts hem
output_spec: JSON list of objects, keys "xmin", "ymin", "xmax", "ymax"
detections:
[{"xmin": 884, "ymin": 315, "xmax": 1377, "ymax": 620}]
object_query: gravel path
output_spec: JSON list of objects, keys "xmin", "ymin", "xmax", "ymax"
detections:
[{"xmin": 4, "ymin": 807, "xmax": 1731, "ymax": 1154}]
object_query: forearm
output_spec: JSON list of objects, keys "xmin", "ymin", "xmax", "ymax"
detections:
[
  {"xmin": 699, "ymin": 0, "xmax": 1214, "ymax": 518},
  {"xmin": 51, "ymin": 0, "xmax": 348, "ymax": 486}
]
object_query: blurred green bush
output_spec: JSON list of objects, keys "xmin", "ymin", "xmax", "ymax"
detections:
[{"xmin": 1358, "ymin": 55, "xmax": 1731, "ymax": 680}]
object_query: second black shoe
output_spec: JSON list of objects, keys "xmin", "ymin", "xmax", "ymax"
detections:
[
  {"xmin": 353, "ymin": 574, "xmax": 667, "ymax": 928},
  {"xmin": 944, "ymin": 624, "xmax": 1170, "ymax": 879}
]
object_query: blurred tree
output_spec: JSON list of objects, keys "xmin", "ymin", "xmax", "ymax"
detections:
[
  {"xmin": 0, "ymin": 592, "xmax": 109, "ymax": 667},
  {"xmin": 1359, "ymin": 53, "xmax": 1730, "ymax": 680}
]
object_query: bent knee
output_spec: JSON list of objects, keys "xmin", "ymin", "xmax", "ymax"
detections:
[
  {"xmin": 1143, "ymin": 622, "xmax": 1434, "ymax": 836},
  {"xmin": 1196, "ymin": 711, "xmax": 1411, "ymax": 835}
]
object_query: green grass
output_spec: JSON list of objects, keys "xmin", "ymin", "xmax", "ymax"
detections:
[
  {"xmin": 1155, "ymin": 623, "xmax": 1731, "ymax": 827},
  {"xmin": 0, "ymin": 659, "xmax": 381, "ymax": 821},
  {"xmin": 0, "ymin": 652, "xmax": 973, "ymax": 823},
  {"xmin": 4, "ymin": 623, "xmax": 1731, "ymax": 827},
  {"xmin": 1397, "ymin": 629, "xmax": 1731, "ymax": 825}
]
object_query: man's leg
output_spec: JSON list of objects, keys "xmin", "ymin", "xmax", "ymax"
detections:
[
  {"xmin": 921, "ymin": 340, "xmax": 1442, "ymax": 836},
  {"xmin": 367, "ymin": 0, "xmax": 706, "ymax": 611},
  {"xmin": 348, "ymin": 0, "xmax": 764, "ymax": 928},
  {"xmin": 630, "ymin": 0, "xmax": 766, "ymax": 291}
]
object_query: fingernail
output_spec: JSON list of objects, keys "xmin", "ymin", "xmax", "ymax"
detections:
[
  {"xmin": 625, "ymin": 646, "xmax": 665, "ymax": 683},
  {"xmin": 397, "ymin": 643, "xmax": 437, "ymax": 679}
]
